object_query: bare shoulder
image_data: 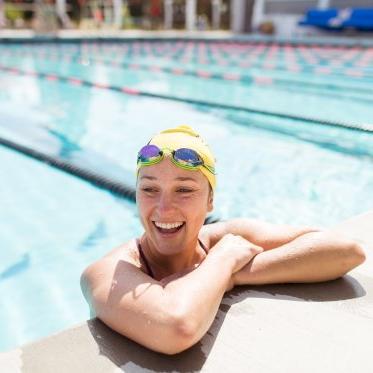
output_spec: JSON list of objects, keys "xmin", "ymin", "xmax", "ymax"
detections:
[
  {"xmin": 85, "ymin": 239, "xmax": 139, "ymax": 270},
  {"xmin": 80, "ymin": 239, "xmax": 142, "ymax": 297},
  {"xmin": 102, "ymin": 238, "xmax": 140, "ymax": 261}
]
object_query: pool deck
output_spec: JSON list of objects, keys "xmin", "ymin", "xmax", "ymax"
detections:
[
  {"xmin": 1, "ymin": 29, "xmax": 373, "ymax": 46},
  {"xmin": 1, "ymin": 210, "xmax": 372, "ymax": 372}
]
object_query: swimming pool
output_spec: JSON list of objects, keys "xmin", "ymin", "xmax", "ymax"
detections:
[{"xmin": 1, "ymin": 39, "xmax": 372, "ymax": 351}]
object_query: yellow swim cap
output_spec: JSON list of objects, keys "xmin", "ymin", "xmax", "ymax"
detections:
[{"xmin": 138, "ymin": 125, "xmax": 216, "ymax": 190}]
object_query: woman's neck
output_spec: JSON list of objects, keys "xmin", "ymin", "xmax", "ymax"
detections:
[{"xmin": 141, "ymin": 235, "xmax": 206, "ymax": 277}]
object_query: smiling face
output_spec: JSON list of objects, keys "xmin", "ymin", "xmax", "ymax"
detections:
[{"xmin": 136, "ymin": 157, "xmax": 213, "ymax": 256}]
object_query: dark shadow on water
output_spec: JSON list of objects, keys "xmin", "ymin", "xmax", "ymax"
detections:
[
  {"xmin": 88, "ymin": 272, "xmax": 369, "ymax": 372},
  {"xmin": 0, "ymin": 253, "xmax": 30, "ymax": 280},
  {"xmin": 77, "ymin": 220, "xmax": 106, "ymax": 251}
]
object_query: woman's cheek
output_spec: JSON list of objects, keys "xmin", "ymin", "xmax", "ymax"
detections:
[
  {"xmin": 177, "ymin": 194, "xmax": 196, "ymax": 204},
  {"xmin": 137, "ymin": 197, "xmax": 153, "ymax": 217}
]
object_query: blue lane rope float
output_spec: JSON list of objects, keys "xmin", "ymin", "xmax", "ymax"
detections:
[{"xmin": 0, "ymin": 65, "xmax": 372, "ymax": 134}]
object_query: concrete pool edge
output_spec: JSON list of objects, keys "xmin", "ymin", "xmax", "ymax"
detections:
[
  {"xmin": 1, "ymin": 210, "xmax": 372, "ymax": 372},
  {"xmin": 1, "ymin": 29, "xmax": 373, "ymax": 47}
]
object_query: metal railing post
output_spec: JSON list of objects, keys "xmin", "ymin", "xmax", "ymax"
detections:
[
  {"xmin": 231, "ymin": 0, "xmax": 246, "ymax": 33},
  {"xmin": 186, "ymin": 0, "xmax": 197, "ymax": 31},
  {"xmin": 318, "ymin": 0, "xmax": 331, "ymax": 9},
  {"xmin": 211, "ymin": 0, "xmax": 221, "ymax": 30},
  {"xmin": 164, "ymin": 0, "xmax": 173, "ymax": 29},
  {"xmin": 113, "ymin": 0, "xmax": 123, "ymax": 28},
  {"xmin": 56, "ymin": 0, "xmax": 72, "ymax": 28}
]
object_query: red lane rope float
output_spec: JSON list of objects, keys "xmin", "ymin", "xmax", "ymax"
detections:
[
  {"xmin": 92, "ymin": 82, "xmax": 109, "ymax": 89},
  {"xmin": 68, "ymin": 77, "xmax": 83, "ymax": 86},
  {"xmin": 254, "ymin": 76, "xmax": 274, "ymax": 85},
  {"xmin": 171, "ymin": 68, "xmax": 185, "ymax": 75},
  {"xmin": 222, "ymin": 73, "xmax": 241, "ymax": 81},
  {"xmin": 121, "ymin": 87, "xmax": 140, "ymax": 95},
  {"xmin": 7, "ymin": 42, "xmax": 373, "ymax": 66},
  {"xmin": 6, "ymin": 49, "xmax": 373, "ymax": 90},
  {"xmin": 45, "ymin": 74, "xmax": 58, "ymax": 81},
  {"xmin": 9, "ymin": 46, "xmax": 373, "ymax": 79},
  {"xmin": 197, "ymin": 70, "xmax": 212, "ymax": 78},
  {"xmin": 1, "ymin": 64, "xmax": 372, "ymax": 134}
]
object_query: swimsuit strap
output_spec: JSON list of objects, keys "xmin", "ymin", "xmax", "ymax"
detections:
[
  {"xmin": 137, "ymin": 240, "xmax": 155, "ymax": 278},
  {"xmin": 137, "ymin": 238, "xmax": 209, "ymax": 279},
  {"xmin": 198, "ymin": 238, "xmax": 209, "ymax": 254}
]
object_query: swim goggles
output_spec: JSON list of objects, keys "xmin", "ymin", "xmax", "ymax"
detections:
[{"xmin": 137, "ymin": 144, "xmax": 216, "ymax": 174}]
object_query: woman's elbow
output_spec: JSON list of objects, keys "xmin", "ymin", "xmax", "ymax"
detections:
[
  {"xmin": 158, "ymin": 338, "xmax": 194, "ymax": 355},
  {"xmin": 160, "ymin": 314, "xmax": 200, "ymax": 355},
  {"xmin": 348, "ymin": 241, "xmax": 366, "ymax": 266},
  {"xmin": 80, "ymin": 266, "xmax": 92, "ymax": 302},
  {"xmin": 341, "ymin": 241, "xmax": 366, "ymax": 274},
  {"xmin": 143, "ymin": 321, "xmax": 198, "ymax": 355}
]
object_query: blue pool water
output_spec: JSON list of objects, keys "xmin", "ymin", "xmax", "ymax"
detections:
[
  {"xmin": 0, "ymin": 145, "xmax": 142, "ymax": 352},
  {"xmin": 0, "ymin": 40, "xmax": 372, "ymax": 351}
]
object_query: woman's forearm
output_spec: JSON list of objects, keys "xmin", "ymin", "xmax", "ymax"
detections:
[
  {"xmin": 226, "ymin": 218, "xmax": 321, "ymax": 250},
  {"xmin": 161, "ymin": 252, "xmax": 233, "ymax": 348},
  {"xmin": 233, "ymin": 231, "xmax": 366, "ymax": 285},
  {"xmin": 83, "ymin": 253, "xmax": 233, "ymax": 355}
]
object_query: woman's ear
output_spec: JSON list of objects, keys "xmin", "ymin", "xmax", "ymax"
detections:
[{"xmin": 207, "ymin": 189, "xmax": 214, "ymax": 212}]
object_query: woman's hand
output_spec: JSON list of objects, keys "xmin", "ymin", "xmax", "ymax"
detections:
[{"xmin": 209, "ymin": 234, "xmax": 263, "ymax": 290}]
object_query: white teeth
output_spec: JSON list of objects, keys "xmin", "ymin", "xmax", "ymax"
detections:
[{"xmin": 154, "ymin": 221, "xmax": 184, "ymax": 229}]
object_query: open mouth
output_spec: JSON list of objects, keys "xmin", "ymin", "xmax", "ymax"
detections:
[{"xmin": 153, "ymin": 221, "xmax": 185, "ymax": 235}]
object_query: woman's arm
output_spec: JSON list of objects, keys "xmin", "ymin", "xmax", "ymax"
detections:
[
  {"xmin": 81, "ymin": 236, "xmax": 261, "ymax": 355},
  {"xmin": 203, "ymin": 218, "xmax": 321, "ymax": 251},
  {"xmin": 233, "ymin": 231, "xmax": 366, "ymax": 285}
]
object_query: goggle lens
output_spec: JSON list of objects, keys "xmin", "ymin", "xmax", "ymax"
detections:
[
  {"xmin": 137, "ymin": 145, "xmax": 211, "ymax": 171},
  {"xmin": 137, "ymin": 144, "xmax": 162, "ymax": 162},
  {"xmin": 174, "ymin": 148, "xmax": 203, "ymax": 167}
]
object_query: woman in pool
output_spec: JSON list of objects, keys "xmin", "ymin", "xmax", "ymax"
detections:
[{"xmin": 81, "ymin": 125, "xmax": 365, "ymax": 355}]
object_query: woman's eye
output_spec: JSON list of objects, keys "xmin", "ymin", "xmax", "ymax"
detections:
[
  {"xmin": 142, "ymin": 187, "xmax": 157, "ymax": 193},
  {"xmin": 177, "ymin": 188, "xmax": 193, "ymax": 193}
]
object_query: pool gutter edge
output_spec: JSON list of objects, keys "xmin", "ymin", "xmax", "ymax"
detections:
[
  {"xmin": 1, "ymin": 210, "xmax": 373, "ymax": 372},
  {"xmin": 1, "ymin": 29, "xmax": 373, "ymax": 47}
]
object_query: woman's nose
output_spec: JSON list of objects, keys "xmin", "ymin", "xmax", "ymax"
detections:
[{"xmin": 157, "ymin": 192, "xmax": 174, "ymax": 214}]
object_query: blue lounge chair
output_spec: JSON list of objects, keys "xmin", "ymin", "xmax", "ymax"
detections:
[
  {"xmin": 344, "ymin": 8, "xmax": 373, "ymax": 31},
  {"xmin": 299, "ymin": 8, "xmax": 373, "ymax": 31}
]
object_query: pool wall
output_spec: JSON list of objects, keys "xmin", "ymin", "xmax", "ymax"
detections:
[
  {"xmin": 1, "ymin": 29, "xmax": 373, "ymax": 48},
  {"xmin": 1, "ymin": 210, "xmax": 372, "ymax": 373}
]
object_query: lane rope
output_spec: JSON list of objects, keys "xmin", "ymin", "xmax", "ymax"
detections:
[
  {"xmin": 4, "ymin": 48, "xmax": 373, "ymax": 97},
  {"xmin": 0, "ymin": 135, "xmax": 136, "ymax": 201},
  {"xmin": 1, "ymin": 65, "xmax": 371, "ymax": 133}
]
